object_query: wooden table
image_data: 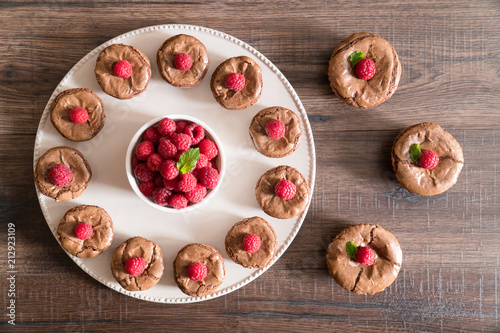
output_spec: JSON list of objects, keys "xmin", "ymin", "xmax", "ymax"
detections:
[{"xmin": 1, "ymin": 0, "xmax": 499, "ymax": 331}]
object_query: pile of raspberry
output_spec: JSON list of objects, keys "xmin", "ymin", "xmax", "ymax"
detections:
[{"xmin": 132, "ymin": 117, "xmax": 220, "ymax": 210}]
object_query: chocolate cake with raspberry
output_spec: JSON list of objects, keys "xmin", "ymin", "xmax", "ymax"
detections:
[
  {"xmin": 391, "ymin": 122, "xmax": 464, "ymax": 196},
  {"xmin": 225, "ymin": 216, "xmax": 278, "ymax": 269},
  {"xmin": 50, "ymin": 88, "xmax": 105, "ymax": 141},
  {"xmin": 57, "ymin": 205, "xmax": 114, "ymax": 258},
  {"xmin": 255, "ymin": 165, "xmax": 310, "ymax": 219},
  {"xmin": 210, "ymin": 56, "xmax": 263, "ymax": 110},
  {"xmin": 326, "ymin": 224, "xmax": 402, "ymax": 295},
  {"xmin": 328, "ymin": 32, "xmax": 401, "ymax": 108},
  {"xmin": 110, "ymin": 236, "xmax": 165, "ymax": 291},
  {"xmin": 34, "ymin": 146, "xmax": 92, "ymax": 201},
  {"xmin": 173, "ymin": 243, "xmax": 225, "ymax": 297},
  {"xmin": 95, "ymin": 43, "xmax": 151, "ymax": 99},
  {"xmin": 249, "ymin": 106, "xmax": 303, "ymax": 158},
  {"xmin": 156, "ymin": 34, "xmax": 209, "ymax": 88}
]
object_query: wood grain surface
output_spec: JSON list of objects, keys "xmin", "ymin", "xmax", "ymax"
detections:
[{"xmin": 1, "ymin": 0, "xmax": 499, "ymax": 332}]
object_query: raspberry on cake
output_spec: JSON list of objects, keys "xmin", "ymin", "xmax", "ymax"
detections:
[
  {"xmin": 157, "ymin": 34, "xmax": 209, "ymax": 88},
  {"xmin": 124, "ymin": 257, "xmax": 146, "ymax": 276},
  {"xmin": 242, "ymin": 234, "xmax": 261, "ymax": 253},
  {"xmin": 274, "ymin": 179, "xmax": 296, "ymax": 200},
  {"xmin": 69, "ymin": 107, "xmax": 89, "ymax": 124},
  {"xmin": 74, "ymin": 222, "xmax": 93, "ymax": 240},
  {"xmin": 354, "ymin": 58, "xmax": 376, "ymax": 80},
  {"xmin": 225, "ymin": 217, "xmax": 277, "ymax": 269},
  {"xmin": 113, "ymin": 60, "xmax": 133, "ymax": 78},
  {"xmin": 327, "ymin": 224, "xmax": 402, "ymax": 295},
  {"xmin": 265, "ymin": 119, "xmax": 285, "ymax": 139},
  {"xmin": 225, "ymin": 72, "xmax": 245, "ymax": 91},
  {"xmin": 210, "ymin": 56, "xmax": 263, "ymax": 110},
  {"xmin": 187, "ymin": 262, "xmax": 207, "ymax": 281},
  {"xmin": 173, "ymin": 53, "xmax": 193, "ymax": 71},
  {"xmin": 49, "ymin": 164, "xmax": 73, "ymax": 187}
]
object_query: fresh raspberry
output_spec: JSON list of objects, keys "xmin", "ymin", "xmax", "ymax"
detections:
[
  {"xmin": 153, "ymin": 187, "xmax": 173, "ymax": 206},
  {"xmin": 190, "ymin": 168, "xmax": 200, "ymax": 180},
  {"xmin": 113, "ymin": 60, "xmax": 132, "ymax": 78},
  {"xmin": 275, "ymin": 179, "xmax": 296, "ymax": 200},
  {"xmin": 143, "ymin": 126, "xmax": 161, "ymax": 145},
  {"xmin": 136, "ymin": 141, "xmax": 155, "ymax": 161},
  {"xmin": 208, "ymin": 160, "xmax": 218, "ymax": 169},
  {"xmin": 169, "ymin": 194, "xmax": 189, "ymax": 210},
  {"xmin": 225, "ymin": 73, "xmax": 245, "ymax": 91},
  {"xmin": 175, "ymin": 121, "xmax": 188, "ymax": 134},
  {"xmin": 187, "ymin": 262, "xmax": 207, "ymax": 281},
  {"xmin": 134, "ymin": 163, "xmax": 155, "ymax": 182},
  {"xmin": 177, "ymin": 173, "xmax": 197, "ymax": 192},
  {"xmin": 48, "ymin": 164, "xmax": 73, "ymax": 187},
  {"xmin": 198, "ymin": 139, "xmax": 218, "ymax": 160},
  {"xmin": 184, "ymin": 124, "xmax": 205, "ymax": 145},
  {"xmin": 124, "ymin": 257, "xmax": 146, "ymax": 276},
  {"xmin": 158, "ymin": 117, "xmax": 176, "ymax": 136},
  {"xmin": 242, "ymin": 234, "xmax": 261, "ymax": 253},
  {"xmin": 158, "ymin": 139, "xmax": 177, "ymax": 159},
  {"xmin": 132, "ymin": 154, "xmax": 140, "ymax": 168},
  {"xmin": 354, "ymin": 58, "xmax": 376, "ymax": 80},
  {"xmin": 195, "ymin": 153, "xmax": 209, "ymax": 169},
  {"xmin": 146, "ymin": 153, "xmax": 163, "ymax": 172},
  {"xmin": 170, "ymin": 133, "xmax": 192, "ymax": 151},
  {"xmin": 185, "ymin": 184, "xmax": 207, "ymax": 203},
  {"xmin": 69, "ymin": 107, "xmax": 89, "ymax": 124},
  {"xmin": 139, "ymin": 181, "xmax": 156, "ymax": 197},
  {"xmin": 163, "ymin": 177, "xmax": 178, "ymax": 190},
  {"xmin": 159, "ymin": 160, "xmax": 179, "ymax": 180},
  {"xmin": 174, "ymin": 53, "xmax": 193, "ymax": 71},
  {"xmin": 154, "ymin": 174, "xmax": 164, "ymax": 187},
  {"xmin": 74, "ymin": 222, "xmax": 93, "ymax": 240},
  {"xmin": 265, "ymin": 119, "xmax": 285, "ymax": 139},
  {"xmin": 418, "ymin": 150, "xmax": 439, "ymax": 169},
  {"xmin": 355, "ymin": 247, "xmax": 376, "ymax": 266},
  {"xmin": 175, "ymin": 150, "xmax": 187, "ymax": 161},
  {"xmin": 198, "ymin": 167, "xmax": 219, "ymax": 189}
]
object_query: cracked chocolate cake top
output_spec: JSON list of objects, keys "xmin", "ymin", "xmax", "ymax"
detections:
[
  {"xmin": 391, "ymin": 122, "xmax": 464, "ymax": 196},
  {"xmin": 173, "ymin": 243, "xmax": 225, "ymax": 297},
  {"xmin": 110, "ymin": 236, "xmax": 165, "ymax": 291},
  {"xmin": 57, "ymin": 205, "xmax": 114, "ymax": 258},
  {"xmin": 326, "ymin": 224, "xmax": 402, "ymax": 295},
  {"xmin": 328, "ymin": 32, "xmax": 401, "ymax": 108}
]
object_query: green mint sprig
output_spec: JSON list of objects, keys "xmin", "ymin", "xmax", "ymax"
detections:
[
  {"xmin": 346, "ymin": 241, "xmax": 358, "ymax": 259},
  {"xmin": 176, "ymin": 148, "xmax": 200, "ymax": 175},
  {"xmin": 349, "ymin": 51, "xmax": 365, "ymax": 67},
  {"xmin": 410, "ymin": 144, "xmax": 422, "ymax": 162}
]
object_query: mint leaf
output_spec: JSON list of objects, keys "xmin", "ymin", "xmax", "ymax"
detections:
[
  {"xmin": 410, "ymin": 144, "xmax": 422, "ymax": 162},
  {"xmin": 346, "ymin": 241, "xmax": 358, "ymax": 259},
  {"xmin": 176, "ymin": 148, "xmax": 200, "ymax": 175},
  {"xmin": 349, "ymin": 51, "xmax": 364, "ymax": 67}
]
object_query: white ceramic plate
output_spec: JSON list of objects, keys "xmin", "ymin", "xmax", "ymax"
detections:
[{"xmin": 33, "ymin": 24, "xmax": 316, "ymax": 303}]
